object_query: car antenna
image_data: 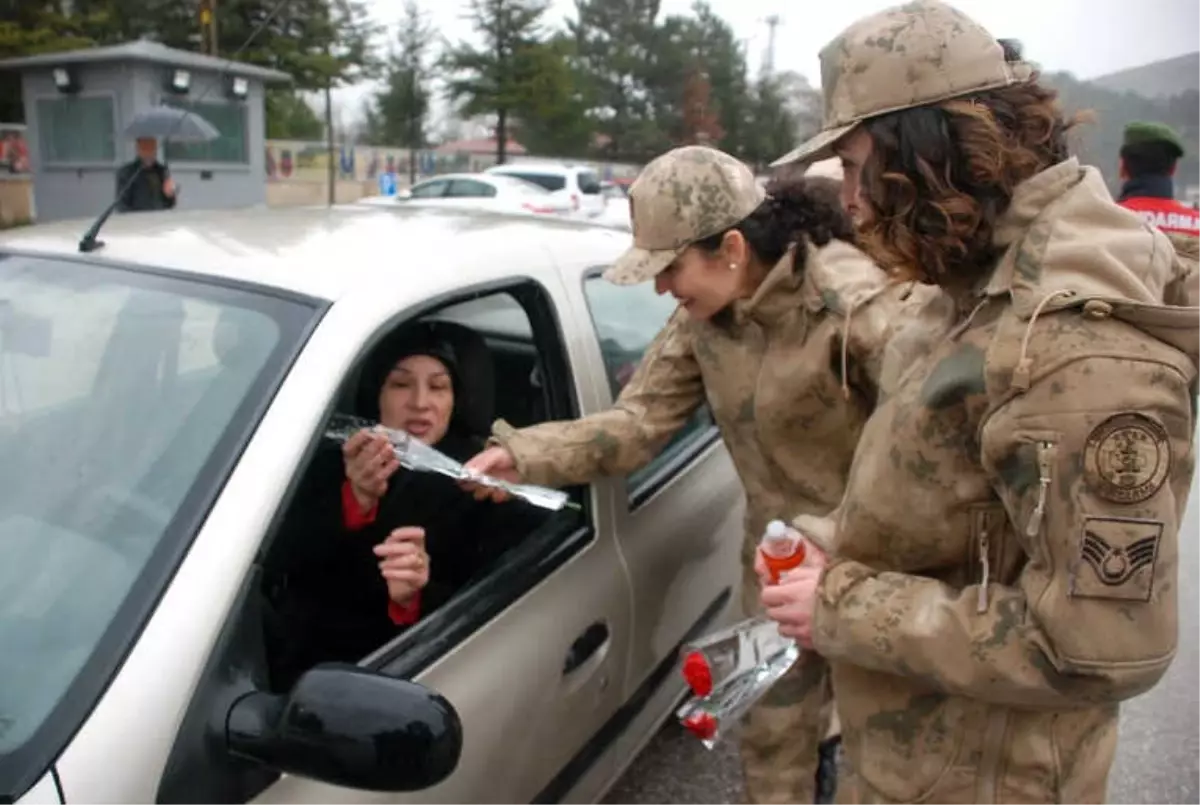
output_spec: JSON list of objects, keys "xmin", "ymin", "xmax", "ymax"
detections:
[{"xmin": 78, "ymin": 0, "xmax": 292, "ymax": 254}]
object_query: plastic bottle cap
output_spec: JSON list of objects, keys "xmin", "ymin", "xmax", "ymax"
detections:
[
  {"xmin": 682, "ymin": 711, "xmax": 718, "ymax": 741},
  {"xmin": 766, "ymin": 520, "xmax": 788, "ymax": 539},
  {"xmin": 681, "ymin": 651, "xmax": 714, "ymax": 697}
]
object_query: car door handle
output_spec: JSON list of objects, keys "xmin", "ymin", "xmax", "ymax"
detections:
[{"xmin": 562, "ymin": 621, "xmax": 609, "ymax": 675}]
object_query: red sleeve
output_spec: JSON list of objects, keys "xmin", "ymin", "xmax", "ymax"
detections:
[
  {"xmin": 341, "ymin": 479, "xmax": 378, "ymax": 530},
  {"xmin": 388, "ymin": 591, "xmax": 421, "ymax": 625}
]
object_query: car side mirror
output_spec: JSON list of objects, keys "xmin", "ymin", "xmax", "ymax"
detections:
[{"xmin": 225, "ymin": 663, "xmax": 462, "ymax": 792}]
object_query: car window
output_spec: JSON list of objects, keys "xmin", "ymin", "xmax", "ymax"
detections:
[
  {"xmin": 410, "ymin": 179, "xmax": 449, "ymax": 198},
  {"xmin": 496, "ymin": 171, "xmax": 566, "ymax": 192},
  {"xmin": 0, "ymin": 253, "xmax": 314, "ymax": 759},
  {"xmin": 490, "ymin": 175, "xmax": 552, "ymax": 196},
  {"xmin": 446, "ymin": 179, "xmax": 498, "ymax": 198},
  {"xmin": 577, "ymin": 170, "xmax": 602, "ymax": 195},
  {"xmin": 582, "ymin": 276, "xmax": 715, "ymax": 497},
  {"xmin": 257, "ymin": 286, "xmax": 576, "ymax": 693}
]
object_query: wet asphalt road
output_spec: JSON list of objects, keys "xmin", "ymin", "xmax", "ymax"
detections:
[{"xmin": 604, "ymin": 468, "xmax": 1200, "ymax": 805}]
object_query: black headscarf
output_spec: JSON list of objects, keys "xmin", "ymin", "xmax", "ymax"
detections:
[{"xmin": 357, "ymin": 322, "xmax": 467, "ymax": 439}]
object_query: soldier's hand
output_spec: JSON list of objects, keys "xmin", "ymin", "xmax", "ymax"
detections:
[
  {"xmin": 761, "ymin": 567, "xmax": 821, "ymax": 648},
  {"xmin": 460, "ymin": 445, "xmax": 519, "ymax": 503}
]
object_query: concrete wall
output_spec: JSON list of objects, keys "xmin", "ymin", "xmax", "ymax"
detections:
[
  {"xmin": 21, "ymin": 61, "xmax": 269, "ymax": 222},
  {"xmin": 0, "ymin": 177, "xmax": 34, "ymax": 226}
]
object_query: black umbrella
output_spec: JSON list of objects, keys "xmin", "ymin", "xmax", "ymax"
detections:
[{"xmin": 123, "ymin": 105, "xmax": 220, "ymax": 143}]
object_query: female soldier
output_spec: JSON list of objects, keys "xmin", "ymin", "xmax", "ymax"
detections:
[
  {"xmin": 760, "ymin": 2, "xmax": 1197, "ymax": 803},
  {"xmin": 463, "ymin": 145, "xmax": 947, "ymax": 804}
]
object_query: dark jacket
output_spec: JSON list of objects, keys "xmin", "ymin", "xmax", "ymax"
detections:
[
  {"xmin": 115, "ymin": 159, "xmax": 177, "ymax": 212},
  {"xmin": 264, "ymin": 432, "xmax": 544, "ymax": 690}
]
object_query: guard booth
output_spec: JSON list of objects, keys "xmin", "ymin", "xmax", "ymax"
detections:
[{"xmin": 0, "ymin": 40, "xmax": 291, "ymax": 222}]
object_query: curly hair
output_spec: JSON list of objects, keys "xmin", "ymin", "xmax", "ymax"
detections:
[
  {"xmin": 694, "ymin": 172, "xmax": 856, "ymax": 271},
  {"xmin": 856, "ymin": 75, "xmax": 1085, "ymax": 287}
]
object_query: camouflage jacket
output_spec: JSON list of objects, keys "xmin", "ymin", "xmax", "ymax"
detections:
[
  {"xmin": 812, "ymin": 158, "xmax": 1198, "ymax": 803},
  {"xmin": 1164, "ymin": 231, "xmax": 1198, "ymax": 307},
  {"xmin": 493, "ymin": 240, "xmax": 948, "ymax": 567}
]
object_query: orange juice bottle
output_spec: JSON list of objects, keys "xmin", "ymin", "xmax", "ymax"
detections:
[{"xmin": 760, "ymin": 519, "xmax": 805, "ymax": 583}]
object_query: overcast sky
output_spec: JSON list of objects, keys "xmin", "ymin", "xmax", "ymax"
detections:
[{"xmin": 331, "ymin": 0, "xmax": 1200, "ymax": 124}]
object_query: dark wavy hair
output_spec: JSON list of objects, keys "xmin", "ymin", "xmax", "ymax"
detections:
[
  {"xmin": 855, "ymin": 48, "xmax": 1085, "ymax": 287},
  {"xmin": 692, "ymin": 172, "xmax": 856, "ymax": 270}
]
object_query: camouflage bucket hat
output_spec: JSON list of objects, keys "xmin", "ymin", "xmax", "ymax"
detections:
[
  {"xmin": 604, "ymin": 146, "xmax": 766, "ymax": 286},
  {"xmin": 771, "ymin": 0, "xmax": 1034, "ymax": 167}
]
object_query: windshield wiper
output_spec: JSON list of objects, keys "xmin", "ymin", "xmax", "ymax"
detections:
[{"xmin": 77, "ymin": 0, "xmax": 291, "ymax": 253}]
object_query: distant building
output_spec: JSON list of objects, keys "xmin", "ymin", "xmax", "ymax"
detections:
[{"xmin": 0, "ymin": 39, "xmax": 290, "ymax": 222}]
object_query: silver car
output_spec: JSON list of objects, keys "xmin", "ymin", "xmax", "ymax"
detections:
[{"xmin": 0, "ymin": 205, "xmax": 743, "ymax": 804}]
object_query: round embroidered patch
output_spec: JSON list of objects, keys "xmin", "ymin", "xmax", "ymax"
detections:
[{"xmin": 1083, "ymin": 413, "xmax": 1172, "ymax": 504}]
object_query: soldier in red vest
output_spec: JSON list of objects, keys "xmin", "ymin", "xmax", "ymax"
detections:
[{"xmin": 1117, "ymin": 121, "xmax": 1199, "ymax": 238}]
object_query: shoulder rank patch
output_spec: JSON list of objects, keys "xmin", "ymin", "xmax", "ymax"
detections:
[
  {"xmin": 1083, "ymin": 413, "xmax": 1171, "ymax": 504},
  {"xmin": 1070, "ymin": 516, "xmax": 1163, "ymax": 602}
]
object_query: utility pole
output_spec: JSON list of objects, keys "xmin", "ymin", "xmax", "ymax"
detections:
[
  {"xmin": 762, "ymin": 14, "xmax": 780, "ymax": 79},
  {"xmin": 408, "ymin": 68, "xmax": 419, "ymax": 186},
  {"xmin": 199, "ymin": 0, "xmax": 218, "ymax": 57}
]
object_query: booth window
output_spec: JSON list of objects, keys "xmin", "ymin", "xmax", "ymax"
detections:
[
  {"xmin": 164, "ymin": 101, "xmax": 248, "ymax": 164},
  {"xmin": 36, "ymin": 96, "xmax": 116, "ymax": 164}
]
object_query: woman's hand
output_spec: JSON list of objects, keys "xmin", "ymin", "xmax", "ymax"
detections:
[
  {"xmin": 460, "ymin": 445, "xmax": 520, "ymax": 503},
  {"xmin": 344, "ymin": 428, "xmax": 400, "ymax": 513},
  {"xmin": 758, "ymin": 537, "xmax": 829, "ymax": 649},
  {"xmin": 374, "ymin": 527, "xmax": 429, "ymax": 604}
]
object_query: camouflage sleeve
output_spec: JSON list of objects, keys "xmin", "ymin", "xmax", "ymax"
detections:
[
  {"xmin": 863, "ymin": 283, "xmax": 956, "ymax": 399},
  {"xmin": 808, "ymin": 241, "xmax": 955, "ymax": 400},
  {"xmin": 1164, "ymin": 233, "xmax": 1198, "ymax": 307},
  {"xmin": 490, "ymin": 308, "xmax": 705, "ymax": 488},
  {"xmin": 812, "ymin": 352, "xmax": 1195, "ymax": 709}
]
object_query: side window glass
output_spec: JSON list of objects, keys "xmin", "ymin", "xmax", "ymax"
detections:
[
  {"xmin": 582, "ymin": 275, "xmax": 715, "ymax": 496},
  {"xmin": 410, "ymin": 180, "xmax": 448, "ymax": 198},
  {"xmin": 447, "ymin": 179, "xmax": 498, "ymax": 198},
  {"xmin": 505, "ymin": 172, "xmax": 566, "ymax": 192}
]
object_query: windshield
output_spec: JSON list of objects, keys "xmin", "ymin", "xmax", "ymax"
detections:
[{"xmin": 0, "ymin": 253, "xmax": 318, "ymax": 788}]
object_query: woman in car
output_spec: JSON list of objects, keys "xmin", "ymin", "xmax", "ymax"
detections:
[
  {"xmin": 265, "ymin": 322, "xmax": 540, "ymax": 690},
  {"xmin": 461, "ymin": 145, "xmax": 951, "ymax": 805}
]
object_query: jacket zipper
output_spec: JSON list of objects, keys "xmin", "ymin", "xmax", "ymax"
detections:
[
  {"xmin": 976, "ymin": 520, "xmax": 991, "ymax": 614},
  {"xmin": 1026, "ymin": 441, "xmax": 1057, "ymax": 537},
  {"xmin": 976, "ymin": 708, "xmax": 1010, "ymax": 803}
]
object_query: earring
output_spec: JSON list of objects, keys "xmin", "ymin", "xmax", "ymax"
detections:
[{"xmin": 729, "ymin": 263, "xmax": 737, "ymax": 271}]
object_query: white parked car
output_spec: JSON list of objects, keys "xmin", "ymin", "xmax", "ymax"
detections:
[
  {"xmin": 0, "ymin": 205, "xmax": 742, "ymax": 804},
  {"xmin": 359, "ymin": 173, "xmax": 574, "ymax": 217},
  {"xmin": 484, "ymin": 163, "xmax": 606, "ymax": 219}
]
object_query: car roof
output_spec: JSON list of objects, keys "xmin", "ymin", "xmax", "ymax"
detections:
[
  {"xmin": 415, "ymin": 173, "xmax": 482, "ymax": 184},
  {"xmin": 0, "ymin": 205, "xmax": 630, "ymax": 302},
  {"xmin": 413, "ymin": 172, "xmax": 548, "ymax": 194},
  {"xmin": 487, "ymin": 163, "xmax": 596, "ymax": 177}
]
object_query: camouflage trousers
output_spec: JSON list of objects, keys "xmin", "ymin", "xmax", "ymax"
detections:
[{"xmin": 738, "ymin": 563, "xmax": 835, "ymax": 804}]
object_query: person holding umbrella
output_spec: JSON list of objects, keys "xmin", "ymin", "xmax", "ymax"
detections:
[
  {"xmin": 115, "ymin": 136, "xmax": 177, "ymax": 213},
  {"xmin": 115, "ymin": 105, "xmax": 220, "ymax": 213}
]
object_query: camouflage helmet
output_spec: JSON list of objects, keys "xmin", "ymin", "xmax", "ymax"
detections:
[
  {"xmin": 604, "ymin": 145, "xmax": 765, "ymax": 286},
  {"xmin": 772, "ymin": 0, "xmax": 1034, "ymax": 167}
]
